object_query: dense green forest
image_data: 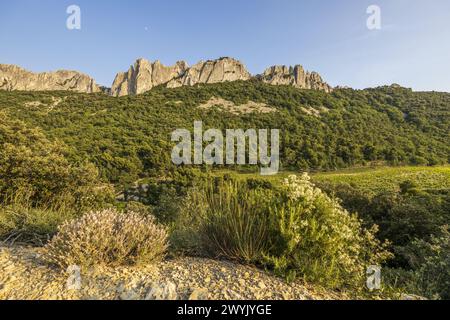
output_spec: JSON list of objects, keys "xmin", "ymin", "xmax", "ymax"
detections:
[{"xmin": 1, "ymin": 81, "xmax": 449, "ymax": 187}]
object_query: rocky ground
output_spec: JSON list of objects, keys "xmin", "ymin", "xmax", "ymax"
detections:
[{"xmin": 0, "ymin": 246, "xmax": 348, "ymax": 300}]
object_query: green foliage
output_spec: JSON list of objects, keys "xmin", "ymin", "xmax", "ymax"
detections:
[
  {"xmin": 124, "ymin": 201, "xmax": 153, "ymax": 216},
  {"xmin": 0, "ymin": 111, "xmax": 115, "ymax": 212},
  {"xmin": 1, "ymin": 83, "xmax": 448, "ymax": 185},
  {"xmin": 169, "ymin": 186, "xmax": 209, "ymax": 256},
  {"xmin": 315, "ymin": 168, "xmax": 450, "ymax": 298},
  {"xmin": 317, "ymin": 181, "xmax": 449, "ymax": 267},
  {"xmin": 313, "ymin": 166, "xmax": 450, "ymax": 196},
  {"xmin": 44, "ymin": 208, "xmax": 169, "ymax": 268},
  {"xmin": 264, "ymin": 174, "xmax": 391, "ymax": 289},
  {"xmin": 0, "ymin": 204, "xmax": 74, "ymax": 246},
  {"xmin": 173, "ymin": 174, "xmax": 391, "ymax": 290},
  {"xmin": 0, "ymin": 83, "xmax": 449, "ymax": 296},
  {"xmin": 199, "ymin": 181, "xmax": 273, "ymax": 262},
  {"xmin": 385, "ymin": 227, "xmax": 450, "ymax": 299},
  {"xmin": 149, "ymin": 184, "xmax": 183, "ymax": 224},
  {"xmin": 170, "ymin": 178, "xmax": 273, "ymax": 260},
  {"xmin": 0, "ymin": 111, "xmax": 115, "ymax": 245},
  {"xmin": 404, "ymin": 227, "xmax": 450, "ymax": 299},
  {"xmin": 399, "ymin": 180, "xmax": 420, "ymax": 195}
]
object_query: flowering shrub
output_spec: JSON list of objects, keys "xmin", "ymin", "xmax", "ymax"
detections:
[
  {"xmin": 176, "ymin": 174, "xmax": 390, "ymax": 290},
  {"xmin": 44, "ymin": 209, "xmax": 168, "ymax": 268},
  {"xmin": 265, "ymin": 174, "xmax": 392, "ymax": 289}
]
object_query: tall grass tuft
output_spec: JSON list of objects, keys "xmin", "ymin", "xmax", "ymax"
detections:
[
  {"xmin": 0, "ymin": 204, "xmax": 74, "ymax": 246},
  {"xmin": 200, "ymin": 181, "xmax": 272, "ymax": 263}
]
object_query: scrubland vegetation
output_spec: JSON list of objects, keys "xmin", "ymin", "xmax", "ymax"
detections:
[{"xmin": 0, "ymin": 83, "xmax": 449, "ymax": 299}]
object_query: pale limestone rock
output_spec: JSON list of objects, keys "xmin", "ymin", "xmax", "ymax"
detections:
[
  {"xmin": 400, "ymin": 294, "xmax": 427, "ymax": 300},
  {"xmin": 111, "ymin": 57, "xmax": 250, "ymax": 96},
  {"xmin": 119, "ymin": 289, "xmax": 141, "ymax": 301},
  {"xmin": 0, "ymin": 64, "xmax": 100, "ymax": 93},
  {"xmin": 197, "ymin": 97, "xmax": 276, "ymax": 115},
  {"xmin": 167, "ymin": 57, "xmax": 251, "ymax": 88},
  {"xmin": 189, "ymin": 288, "xmax": 209, "ymax": 300},
  {"xmin": 111, "ymin": 58, "xmax": 188, "ymax": 96},
  {"xmin": 258, "ymin": 65, "xmax": 332, "ymax": 93},
  {"xmin": 1, "ymin": 59, "xmax": 334, "ymax": 97},
  {"xmin": 145, "ymin": 281, "xmax": 177, "ymax": 300}
]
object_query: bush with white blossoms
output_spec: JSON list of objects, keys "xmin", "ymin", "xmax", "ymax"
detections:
[
  {"xmin": 177, "ymin": 173, "xmax": 391, "ymax": 290},
  {"xmin": 44, "ymin": 208, "xmax": 168, "ymax": 268},
  {"xmin": 265, "ymin": 174, "xmax": 392, "ymax": 289}
]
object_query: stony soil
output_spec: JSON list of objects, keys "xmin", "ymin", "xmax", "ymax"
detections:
[{"xmin": 0, "ymin": 246, "xmax": 348, "ymax": 300}]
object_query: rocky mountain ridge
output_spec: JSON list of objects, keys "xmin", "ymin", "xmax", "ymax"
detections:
[
  {"xmin": 1, "ymin": 57, "xmax": 333, "ymax": 96},
  {"xmin": 111, "ymin": 57, "xmax": 252, "ymax": 96},
  {"xmin": 0, "ymin": 64, "xmax": 100, "ymax": 93}
]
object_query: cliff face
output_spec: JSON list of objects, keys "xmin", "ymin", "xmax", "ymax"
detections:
[
  {"xmin": 1, "ymin": 58, "xmax": 333, "ymax": 96},
  {"xmin": 111, "ymin": 57, "xmax": 251, "ymax": 96},
  {"xmin": 110, "ymin": 59, "xmax": 188, "ymax": 97},
  {"xmin": 258, "ymin": 65, "xmax": 332, "ymax": 93},
  {"xmin": 166, "ymin": 57, "xmax": 251, "ymax": 88},
  {"xmin": 0, "ymin": 64, "xmax": 100, "ymax": 93}
]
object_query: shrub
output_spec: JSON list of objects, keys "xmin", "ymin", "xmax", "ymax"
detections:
[
  {"xmin": 171, "ymin": 181, "xmax": 272, "ymax": 261},
  {"xmin": 169, "ymin": 187, "xmax": 209, "ymax": 256},
  {"xmin": 265, "ymin": 174, "xmax": 392, "ymax": 289},
  {"xmin": 175, "ymin": 174, "xmax": 391, "ymax": 290},
  {"xmin": 44, "ymin": 209, "xmax": 168, "ymax": 268},
  {"xmin": 125, "ymin": 201, "xmax": 154, "ymax": 216},
  {"xmin": 0, "ymin": 113, "xmax": 115, "ymax": 212},
  {"xmin": 0, "ymin": 114, "xmax": 115, "ymax": 246},
  {"xmin": 200, "ymin": 182, "xmax": 272, "ymax": 262},
  {"xmin": 399, "ymin": 180, "xmax": 420, "ymax": 195},
  {"xmin": 319, "ymin": 181, "xmax": 449, "ymax": 269},
  {"xmin": 393, "ymin": 226, "xmax": 450, "ymax": 299},
  {"xmin": 0, "ymin": 204, "xmax": 74, "ymax": 246}
]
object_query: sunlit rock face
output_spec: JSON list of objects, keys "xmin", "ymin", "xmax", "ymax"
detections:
[
  {"xmin": 166, "ymin": 57, "xmax": 252, "ymax": 88},
  {"xmin": 258, "ymin": 65, "xmax": 332, "ymax": 93},
  {"xmin": 111, "ymin": 58, "xmax": 188, "ymax": 97},
  {"xmin": 0, "ymin": 64, "xmax": 100, "ymax": 93},
  {"xmin": 111, "ymin": 57, "xmax": 251, "ymax": 96},
  {"xmin": 2, "ymin": 58, "xmax": 333, "ymax": 96}
]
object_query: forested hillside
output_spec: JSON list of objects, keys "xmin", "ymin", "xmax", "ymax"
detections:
[{"xmin": 1, "ymin": 81, "xmax": 449, "ymax": 187}]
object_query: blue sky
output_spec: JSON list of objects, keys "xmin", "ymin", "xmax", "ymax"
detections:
[{"xmin": 1, "ymin": 0, "xmax": 449, "ymax": 91}]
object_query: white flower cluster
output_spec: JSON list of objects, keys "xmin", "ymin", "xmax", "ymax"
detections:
[
  {"xmin": 283, "ymin": 173, "xmax": 324, "ymax": 204},
  {"xmin": 276, "ymin": 173, "xmax": 390, "ymax": 285}
]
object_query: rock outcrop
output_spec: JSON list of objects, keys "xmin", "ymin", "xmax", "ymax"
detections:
[
  {"xmin": 111, "ymin": 59, "xmax": 188, "ymax": 97},
  {"xmin": 166, "ymin": 57, "xmax": 251, "ymax": 88},
  {"xmin": 1, "ymin": 59, "xmax": 333, "ymax": 96},
  {"xmin": 198, "ymin": 97, "xmax": 276, "ymax": 115},
  {"xmin": 111, "ymin": 57, "xmax": 251, "ymax": 96},
  {"xmin": 0, "ymin": 64, "xmax": 100, "ymax": 93},
  {"xmin": 257, "ymin": 65, "xmax": 332, "ymax": 93}
]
